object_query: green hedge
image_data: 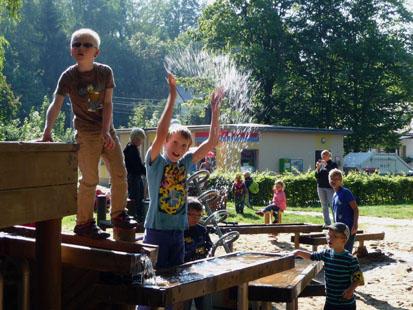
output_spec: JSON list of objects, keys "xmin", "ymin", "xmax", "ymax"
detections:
[{"xmin": 206, "ymin": 170, "xmax": 413, "ymax": 206}]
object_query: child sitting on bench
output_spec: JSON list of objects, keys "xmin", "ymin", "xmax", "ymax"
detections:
[{"xmin": 255, "ymin": 179, "xmax": 286, "ymax": 223}]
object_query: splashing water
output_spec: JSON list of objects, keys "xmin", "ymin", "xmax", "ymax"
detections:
[
  {"xmin": 164, "ymin": 45, "xmax": 259, "ymax": 126},
  {"xmin": 143, "ymin": 253, "xmax": 276, "ymax": 288},
  {"xmin": 164, "ymin": 45, "xmax": 261, "ymax": 179}
]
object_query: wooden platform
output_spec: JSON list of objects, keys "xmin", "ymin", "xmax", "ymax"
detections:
[
  {"xmin": 0, "ymin": 142, "xmax": 78, "ymax": 227},
  {"xmin": 0, "ymin": 142, "xmax": 79, "ymax": 310}
]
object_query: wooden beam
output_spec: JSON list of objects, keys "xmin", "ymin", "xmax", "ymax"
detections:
[
  {"xmin": 217, "ymin": 223, "xmax": 323, "ymax": 235},
  {"xmin": 3, "ymin": 226, "xmax": 158, "ymax": 265},
  {"xmin": 0, "ymin": 233, "xmax": 146, "ymax": 275},
  {"xmin": 0, "ymin": 185, "xmax": 77, "ymax": 228},
  {"xmin": 0, "ymin": 142, "xmax": 78, "ymax": 191}
]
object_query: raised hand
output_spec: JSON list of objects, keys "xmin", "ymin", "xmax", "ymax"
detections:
[{"xmin": 211, "ymin": 86, "xmax": 225, "ymax": 111}]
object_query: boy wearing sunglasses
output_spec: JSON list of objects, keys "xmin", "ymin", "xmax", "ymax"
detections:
[{"xmin": 39, "ymin": 28, "xmax": 136, "ymax": 238}]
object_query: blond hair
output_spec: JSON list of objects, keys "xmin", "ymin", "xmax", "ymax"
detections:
[
  {"xmin": 329, "ymin": 168, "xmax": 343, "ymax": 180},
  {"xmin": 321, "ymin": 150, "xmax": 332, "ymax": 157},
  {"xmin": 71, "ymin": 28, "xmax": 101, "ymax": 48},
  {"xmin": 167, "ymin": 124, "xmax": 193, "ymax": 145},
  {"xmin": 274, "ymin": 179, "xmax": 284, "ymax": 189}
]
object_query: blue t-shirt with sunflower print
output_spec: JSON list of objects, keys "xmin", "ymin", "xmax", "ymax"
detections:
[{"xmin": 144, "ymin": 147, "xmax": 193, "ymax": 230}]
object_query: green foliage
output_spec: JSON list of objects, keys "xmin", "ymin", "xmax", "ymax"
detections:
[
  {"xmin": 128, "ymin": 106, "xmax": 145, "ymax": 128},
  {"xmin": 195, "ymin": 0, "xmax": 413, "ymax": 152},
  {"xmin": 0, "ymin": 72, "xmax": 19, "ymax": 122},
  {"xmin": 0, "ymin": 96, "xmax": 74, "ymax": 142},
  {"xmin": 207, "ymin": 170, "xmax": 413, "ymax": 207}
]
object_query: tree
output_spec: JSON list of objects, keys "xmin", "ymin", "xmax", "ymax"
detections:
[
  {"xmin": 0, "ymin": 97, "xmax": 74, "ymax": 142},
  {"xmin": 195, "ymin": 0, "xmax": 413, "ymax": 152},
  {"xmin": 290, "ymin": 0, "xmax": 413, "ymax": 151},
  {"xmin": 0, "ymin": 0, "xmax": 22, "ymax": 126}
]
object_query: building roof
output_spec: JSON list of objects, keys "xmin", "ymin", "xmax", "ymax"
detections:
[
  {"xmin": 117, "ymin": 123, "xmax": 351, "ymax": 135},
  {"xmin": 343, "ymin": 152, "xmax": 373, "ymax": 167}
]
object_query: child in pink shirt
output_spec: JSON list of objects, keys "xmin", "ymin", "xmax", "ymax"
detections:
[{"xmin": 256, "ymin": 180, "xmax": 286, "ymax": 223}]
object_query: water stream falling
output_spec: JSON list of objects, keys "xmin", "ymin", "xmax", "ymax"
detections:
[{"xmin": 164, "ymin": 45, "xmax": 261, "ymax": 202}]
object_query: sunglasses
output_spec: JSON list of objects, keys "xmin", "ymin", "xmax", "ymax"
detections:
[{"xmin": 71, "ymin": 42, "xmax": 96, "ymax": 49}]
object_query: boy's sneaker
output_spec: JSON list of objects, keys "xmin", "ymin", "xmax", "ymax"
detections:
[
  {"xmin": 255, "ymin": 210, "xmax": 264, "ymax": 216},
  {"xmin": 111, "ymin": 212, "xmax": 137, "ymax": 229},
  {"xmin": 74, "ymin": 220, "xmax": 110, "ymax": 239}
]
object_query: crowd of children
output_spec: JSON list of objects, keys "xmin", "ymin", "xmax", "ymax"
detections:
[{"xmin": 39, "ymin": 27, "xmax": 365, "ymax": 310}]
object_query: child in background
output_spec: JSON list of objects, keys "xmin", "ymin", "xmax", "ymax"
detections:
[
  {"xmin": 123, "ymin": 127, "xmax": 146, "ymax": 222},
  {"xmin": 232, "ymin": 174, "xmax": 247, "ymax": 214},
  {"xmin": 293, "ymin": 222, "xmax": 364, "ymax": 310},
  {"xmin": 255, "ymin": 179, "xmax": 286, "ymax": 223},
  {"xmin": 38, "ymin": 28, "xmax": 136, "ymax": 238},
  {"xmin": 143, "ymin": 73, "xmax": 223, "ymax": 270},
  {"xmin": 329, "ymin": 168, "xmax": 359, "ymax": 253},
  {"xmin": 243, "ymin": 171, "xmax": 254, "ymax": 209},
  {"xmin": 183, "ymin": 197, "xmax": 213, "ymax": 310}
]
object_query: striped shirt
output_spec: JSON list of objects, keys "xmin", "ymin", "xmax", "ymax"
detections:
[{"xmin": 311, "ymin": 248, "xmax": 361, "ymax": 307}]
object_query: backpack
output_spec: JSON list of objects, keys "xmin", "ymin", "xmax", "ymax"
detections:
[{"xmin": 248, "ymin": 180, "xmax": 259, "ymax": 194}]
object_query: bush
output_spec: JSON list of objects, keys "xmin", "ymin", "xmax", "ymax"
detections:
[{"xmin": 206, "ymin": 169, "xmax": 413, "ymax": 207}]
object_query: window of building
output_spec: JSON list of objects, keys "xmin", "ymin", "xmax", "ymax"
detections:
[{"xmin": 241, "ymin": 149, "xmax": 257, "ymax": 172}]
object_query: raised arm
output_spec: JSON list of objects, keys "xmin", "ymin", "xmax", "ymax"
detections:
[
  {"xmin": 149, "ymin": 73, "xmax": 177, "ymax": 164},
  {"xmin": 38, "ymin": 94, "xmax": 65, "ymax": 142},
  {"xmin": 192, "ymin": 86, "xmax": 224, "ymax": 163}
]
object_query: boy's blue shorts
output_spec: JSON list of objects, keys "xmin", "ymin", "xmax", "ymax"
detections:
[{"xmin": 144, "ymin": 228, "xmax": 184, "ymax": 269}]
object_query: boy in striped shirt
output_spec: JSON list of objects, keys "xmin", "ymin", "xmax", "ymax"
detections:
[{"xmin": 293, "ymin": 222, "xmax": 364, "ymax": 310}]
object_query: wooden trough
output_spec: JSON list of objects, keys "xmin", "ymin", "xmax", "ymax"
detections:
[
  {"xmin": 247, "ymin": 259, "xmax": 324, "ymax": 310},
  {"xmin": 94, "ymin": 252, "xmax": 295, "ymax": 308}
]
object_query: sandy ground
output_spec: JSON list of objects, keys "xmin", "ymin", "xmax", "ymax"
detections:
[{"xmin": 213, "ymin": 213, "xmax": 413, "ymax": 310}]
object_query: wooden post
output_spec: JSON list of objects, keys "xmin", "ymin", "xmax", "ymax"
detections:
[
  {"xmin": 113, "ymin": 227, "xmax": 136, "ymax": 243},
  {"xmin": 264, "ymin": 211, "xmax": 273, "ymax": 224},
  {"xmin": 294, "ymin": 232, "xmax": 300, "ymax": 249},
  {"xmin": 0, "ymin": 262, "xmax": 3, "ymax": 310},
  {"xmin": 35, "ymin": 218, "xmax": 62, "ymax": 310},
  {"xmin": 286, "ymin": 298, "xmax": 298, "ymax": 310},
  {"xmin": 237, "ymin": 283, "xmax": 248, "ymax": 310}
]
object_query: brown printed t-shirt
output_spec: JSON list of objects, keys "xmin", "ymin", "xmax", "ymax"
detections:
[{"xmin": 55, "ymin": 62, "xmax": 115, "ymax": 133}]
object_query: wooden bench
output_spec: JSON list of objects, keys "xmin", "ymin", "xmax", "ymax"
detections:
[{"xmin": 290, "ymin": 231, "xmax": 385, "ymax": 254}]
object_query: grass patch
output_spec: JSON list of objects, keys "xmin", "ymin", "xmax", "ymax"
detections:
[
  {"xmin": 61, "ymin": 202, "xmax": 412, "ymax": 234},
  {"xmin": 62, "ymin": 215, "xmax": 76, "ymax": 233},
  {"xmin": 224, "ymin": 203, "xmax": 324, "ymax": 225},
  {"xmin": 288, "ymin": 203, "xmax": 413, "ymax": 219}
]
